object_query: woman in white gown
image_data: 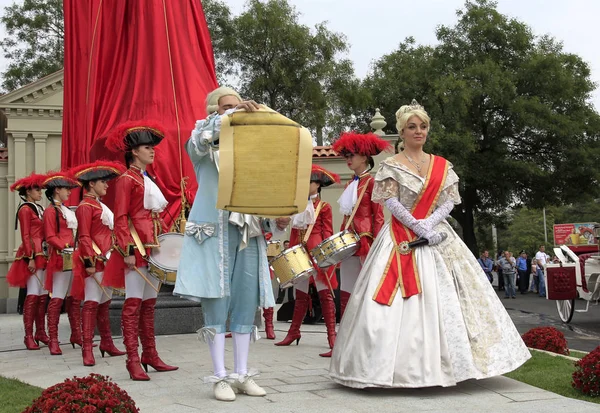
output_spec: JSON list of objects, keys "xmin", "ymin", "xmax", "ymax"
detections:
[{"xmin": 329, "ymin": 100, "xmax": 530, "ymax": 389}]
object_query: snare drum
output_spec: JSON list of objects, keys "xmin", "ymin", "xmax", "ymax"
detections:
[
  {"xmin": 311, "ymin": 230, "xmax": 360, "ymax": 268},
  {"xmin": 267, "ymin": 240, "xmax": 282, "ymax": 258},
  {"xmin": 62, "ymin": 248, "xmax": 74, "ymax": 271},
  {"xmin": 148, "ymin": 232, "xmax": 184, "ymax": 285},
  {"xmin": 270, "ymin": 245, "xmax": 316, "ymax": 288}
]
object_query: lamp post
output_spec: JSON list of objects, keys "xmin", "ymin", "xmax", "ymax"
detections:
[{"xmin": 543, "ymin": 207, "xmax": 548, "ymax": 244}]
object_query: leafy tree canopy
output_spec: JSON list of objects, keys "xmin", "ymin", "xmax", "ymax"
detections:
[
  {"xmin": 366, "ymin": 0, "xmax": 600, "ymax": 253},
  {"xmin": 0, "ymin": 0, "xmax": 63, "ymax": 91},
  {"xmin": 202, "ymin": 0, "xmax": 370, "ymax": 144}
]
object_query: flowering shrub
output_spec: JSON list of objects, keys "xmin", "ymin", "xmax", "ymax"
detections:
[
  {"xmin": 572, "ymin": 346, "xmax": 600, "ymax": 397},
  {"xmin": 23, "ymin": 373, "xmax": 139, "ymax": 413},
  {"xmin": 521, "ymin": 326, "xmax": 569, "ymax": 355}
]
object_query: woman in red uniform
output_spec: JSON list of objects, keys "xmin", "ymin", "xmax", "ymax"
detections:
[
  {"xmin": 42, "ymin": 172, "xmax": 81, "ymax": 355},
  {"xmin": 7, "ymin": 173, "xmax": 49, "ymax": 350},
  {"xmin": 70, "ymin": 161, "xmax": 127, "ymax": 366},
  {"xmin": 104, "ymin": 121, "xmax": 178, "ymax": 381},
  {"xmin": 275, "ymin": 165, "xmax": 340, "ymax": 357},
  {"xmin": 332, "ymin": 133, "xmax": 389, "ymax": 317}
]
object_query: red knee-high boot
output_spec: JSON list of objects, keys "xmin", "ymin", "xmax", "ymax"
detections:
[
  {"xmin": 263, "ymin": 307, "xmax": 276, "ymax": 340},
  {"xmin": 318, "ymin": 289, "xmax": 337, "ymax": 358},
  {"xmin": 139, "ymin": 299, "xmax": 178, "ymax": 372},
  {"xmin": 274, "ymin": 289, "xmax": 309, "ymax": 346},
  {"xmin": 47, "ymin": 297, "xmax": 63, "ymax": 355},
  {"xmin": 23, "ymin": 295, "xmax": 40, "ymax": 350},
  {"xmin": 121, "ymin": 297, "xmax": 149, "ymax": 381},
  {"xmin": 339, "ymin": 290, "xmax": 351, "ymax": 320},
  {"xmin": 97, "ymin": 300, "xmax": 125, "ymax": 357},
  {"xmin": 34, "ymin": 294, "xmax": 49, "ymax": 345},
  {"xmin": 81, "ymin": 301, "xmax": 98, "ymax": 366},
  {"xmin": 66, "ymin": 296, "xmax": 83, "ymax": 348}
]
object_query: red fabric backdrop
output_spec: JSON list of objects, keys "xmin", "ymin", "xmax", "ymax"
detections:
[{"xmin": 62, "ymin": 0, "xmax": 218, "ymax": 223}]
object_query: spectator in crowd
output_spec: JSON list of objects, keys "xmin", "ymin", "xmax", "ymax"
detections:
[
  {"xmin": 529, "ymin": 261, "xmax": 538, "ymax": 293},
  {"xmin": 498, "ymin": 250, "xmax": 517, "ymax": 299},
  {"xmin": 496, "ymin": 250, "xmax": 505, "ymax": 291},
  {"xmin": 283, "ymin": 240, "xmax": 290, "ymax": 250},
  {"xmin": 516, "ymin": 250, "xmax": 529, "ymax": 294},
  {"xmin": 535, "ymin": 245, "xmax": 547, "ymax": 297},
  {"xmin": 477, "ymin": 250, "xmax": 494, "ymax": 283}
]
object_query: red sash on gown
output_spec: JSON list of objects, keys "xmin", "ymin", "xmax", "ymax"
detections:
[{"xmin": 373, "ymin": 155, "xmax": 449, "ymax": 305}]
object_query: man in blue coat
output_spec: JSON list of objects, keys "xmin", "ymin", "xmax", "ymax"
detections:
[{"xmin": 175, "ymin": 87, "xmax": 285, "ymax": 401}]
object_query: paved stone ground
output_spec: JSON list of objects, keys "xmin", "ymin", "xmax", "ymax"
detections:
[{"xmin": 1, "ymin": 312, "xmax": 599, "ymax": 413}]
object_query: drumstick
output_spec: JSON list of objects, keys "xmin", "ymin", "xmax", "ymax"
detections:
[
  {"xmin": 323, "ymin": 267, "xmax": 336, "ymax": 299},
  {"xmin": 310, "ymin": 254, "xmax": 336, "ymax": 299},
  {"xmin": 91, "ymin": 273, "xmax": 111, "ymax": 299},
  {"xmin": 33, "ymin": 271, "xmax": 43, "ymax": 288},
  {"xmin": 132, "ymin": 266, "xmax": 161, "ymax": 293}
]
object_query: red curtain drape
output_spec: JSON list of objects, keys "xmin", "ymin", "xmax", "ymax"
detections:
[{"xmin": 62, "ymin": 0, "xmax": 218, "ymax": 225}]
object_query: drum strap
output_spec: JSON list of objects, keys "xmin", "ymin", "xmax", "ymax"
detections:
[
  {"xmin": 128, "ymin": 218, "xmax": 148, "ymax": 257},
  {"xmin": 344, "ymin": 182, "xmax": 369, "ymax": 231},
  {"xmin": 303, "ymin": 201, "xmax": 324, "ymax": 244}
]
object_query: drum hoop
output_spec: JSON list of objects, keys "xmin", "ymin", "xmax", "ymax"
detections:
[
  {"xmin": 319, "ymin": 230, "xmax": 358, "ymax": 245},
  {"xmin": 273, "ymin": 244, "xmax": 306, "ymax": 260},
  {"xmin": 150, "ymin": 232, "xmax": 183, "ymax": 271}
]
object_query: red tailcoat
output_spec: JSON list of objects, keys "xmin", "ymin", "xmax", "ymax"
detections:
[
  {"xmin": 43, "ymin": 203, "xmax": 75, "ymax": 292},
  {"xmin": 290, "ymin": 197, "xmax": 338, "ymax": 289},
  {"xmin": 71, "ymin": 195, "xmax": 114, "ymax": 300},
  {"xmin": 103, "ymin": 165, "xmax": 164, "ymax": 288},
  {"xmin": 6, "ymin": 203, "xmax": 46, "ymax": 288},
  {"xmin": 340, "ymin": 172, "xmax": 385, "ymax": 257}
]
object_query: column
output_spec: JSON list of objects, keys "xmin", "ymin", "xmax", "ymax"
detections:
[
  {"xmin": 9, "ymin": 132, "xmax": 28, "ymax": 254},
  {"xmin": 32, "ymin": 133, "xmax": 48, "ymax": 173}
]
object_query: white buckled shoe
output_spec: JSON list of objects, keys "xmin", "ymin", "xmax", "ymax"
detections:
[
  {"xmin": 232, "ymin": 377, "xmax": 267, "ymax": 397},
  {"xmin": 213, "ymin": 380, "xmax": 236, "ymax": 401}
]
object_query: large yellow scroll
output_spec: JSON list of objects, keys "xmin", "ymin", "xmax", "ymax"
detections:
[{"xmin": 217, "ymin": 106, "xmax": 312, "ymax": 216}]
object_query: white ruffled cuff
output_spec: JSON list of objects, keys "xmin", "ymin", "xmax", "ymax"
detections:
[{"xmin": 228, "ymin": 369, "xmax": 260, "ymax": 383}]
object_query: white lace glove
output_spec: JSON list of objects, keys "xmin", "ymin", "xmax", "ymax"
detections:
[
  {"xmin": 423, "ymin": 230, "xmax": 445, "ymax": 246},
  {"xmin": 385, "ymin": 198, "xmax": 428, "ymax": 238},
  {"xmin": 416, "ymin": 200, "xmax": 455, "ymax": 233}
]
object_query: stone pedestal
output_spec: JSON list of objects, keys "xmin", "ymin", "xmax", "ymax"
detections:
[
  {"xmin": 109, "ymin": 285, "xmax": 204, "ymax": 336},
  {"xmin": 108, "ymin": 285, "xmax": 263, "ymax": 336}
]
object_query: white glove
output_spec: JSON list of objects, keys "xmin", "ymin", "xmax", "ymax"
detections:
[
  {"xmin": 385, "ymin": 198, "xmax": 427, "ymax": 238},
  {"xmin": 417, "ymin": 200, "xmax": 454, "ymax": 231},
  {"xmin": 424, "ymin": 230, "xmax": 445, "ymax": 246}
]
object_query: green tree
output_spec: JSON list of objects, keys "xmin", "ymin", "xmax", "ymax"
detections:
[
  {"xmin": 0, "ymin": 0, "xmax": 64, "ymax": 92},
  {"xmin": 202, "ymin": 0, "xmax": 370, "ymax": 144},
  {"xmin": 366, "ymin": 0, "xmax": 600, "ymax": 254}
]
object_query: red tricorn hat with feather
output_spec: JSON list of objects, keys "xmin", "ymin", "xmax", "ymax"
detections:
[
  {"xmin": 105, "ymin": 120, "xmax": 166, "ymax": 153},
  {"xmin": 10, "ymin": 173, "xmax": 46, "ymax": 192},
  {"xmin": 41, "ymin": 171, "xmax": 80, "ymax": 189},
  {"xmin": 70, "ymin": 160, "xmax": 126, "ymax": 183},
  {"xmin": 332, "ymin": 132, "xmax": 392, "ymax": 157},
  {"xmin": 310, "ymin": 165, "xmax": 340, "ymax": 188}
]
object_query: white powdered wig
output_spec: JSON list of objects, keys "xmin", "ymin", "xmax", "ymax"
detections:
[{"xmin": 206, "ymin": 86, "xmax": 242, "ymax": 114}]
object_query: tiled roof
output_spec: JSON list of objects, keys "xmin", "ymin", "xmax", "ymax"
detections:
[{"xmin": 313, "ymin": 146, "xmax": 340, "ymax": 158}]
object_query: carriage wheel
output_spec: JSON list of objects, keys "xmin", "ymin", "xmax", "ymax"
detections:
[{"xmin": 556, "ymin": 299, "xmax": 575, "ymax": 324}]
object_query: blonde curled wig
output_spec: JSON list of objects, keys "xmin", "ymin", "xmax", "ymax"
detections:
[
  {"xmin": 395, "ymin": 99, "xmax": 431, "ymax": 152},
  {"xmin": 206, "ymin": 86, "xmax": 242, "ymax": 114}
]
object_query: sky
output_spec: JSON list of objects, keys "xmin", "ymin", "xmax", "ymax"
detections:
[{"xmin": 0, "ymin": 0, "xmax": 598, "ymax": 110}]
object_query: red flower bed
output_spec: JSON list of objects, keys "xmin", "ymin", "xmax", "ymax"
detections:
[
  {"xmin": 23, "ymin": 373, "xmax": 139, "ymax": 413},
  {"xmin": 521, "ymin": 326, "xmax": 569, "ymax": 355},
  {"xmin": 572, "ymin": 346, "xmax": 600, "ymax": 397}
]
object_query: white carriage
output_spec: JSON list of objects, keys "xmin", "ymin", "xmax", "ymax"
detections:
[{"xmin": 545, "ymin": 237, "xmax": 600, "ymax": 323}]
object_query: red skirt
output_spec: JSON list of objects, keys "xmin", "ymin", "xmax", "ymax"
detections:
[
  {"xmin": 6, "ymin": 255, "xmax": 46, "ymax": 288},
  {"xmin": 71, "ymin": 250, "xmax": 107, "ymax": 301},
  {"xmin": 103, "ymin": 249, "xmax": 148, "ymax": 289}
]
